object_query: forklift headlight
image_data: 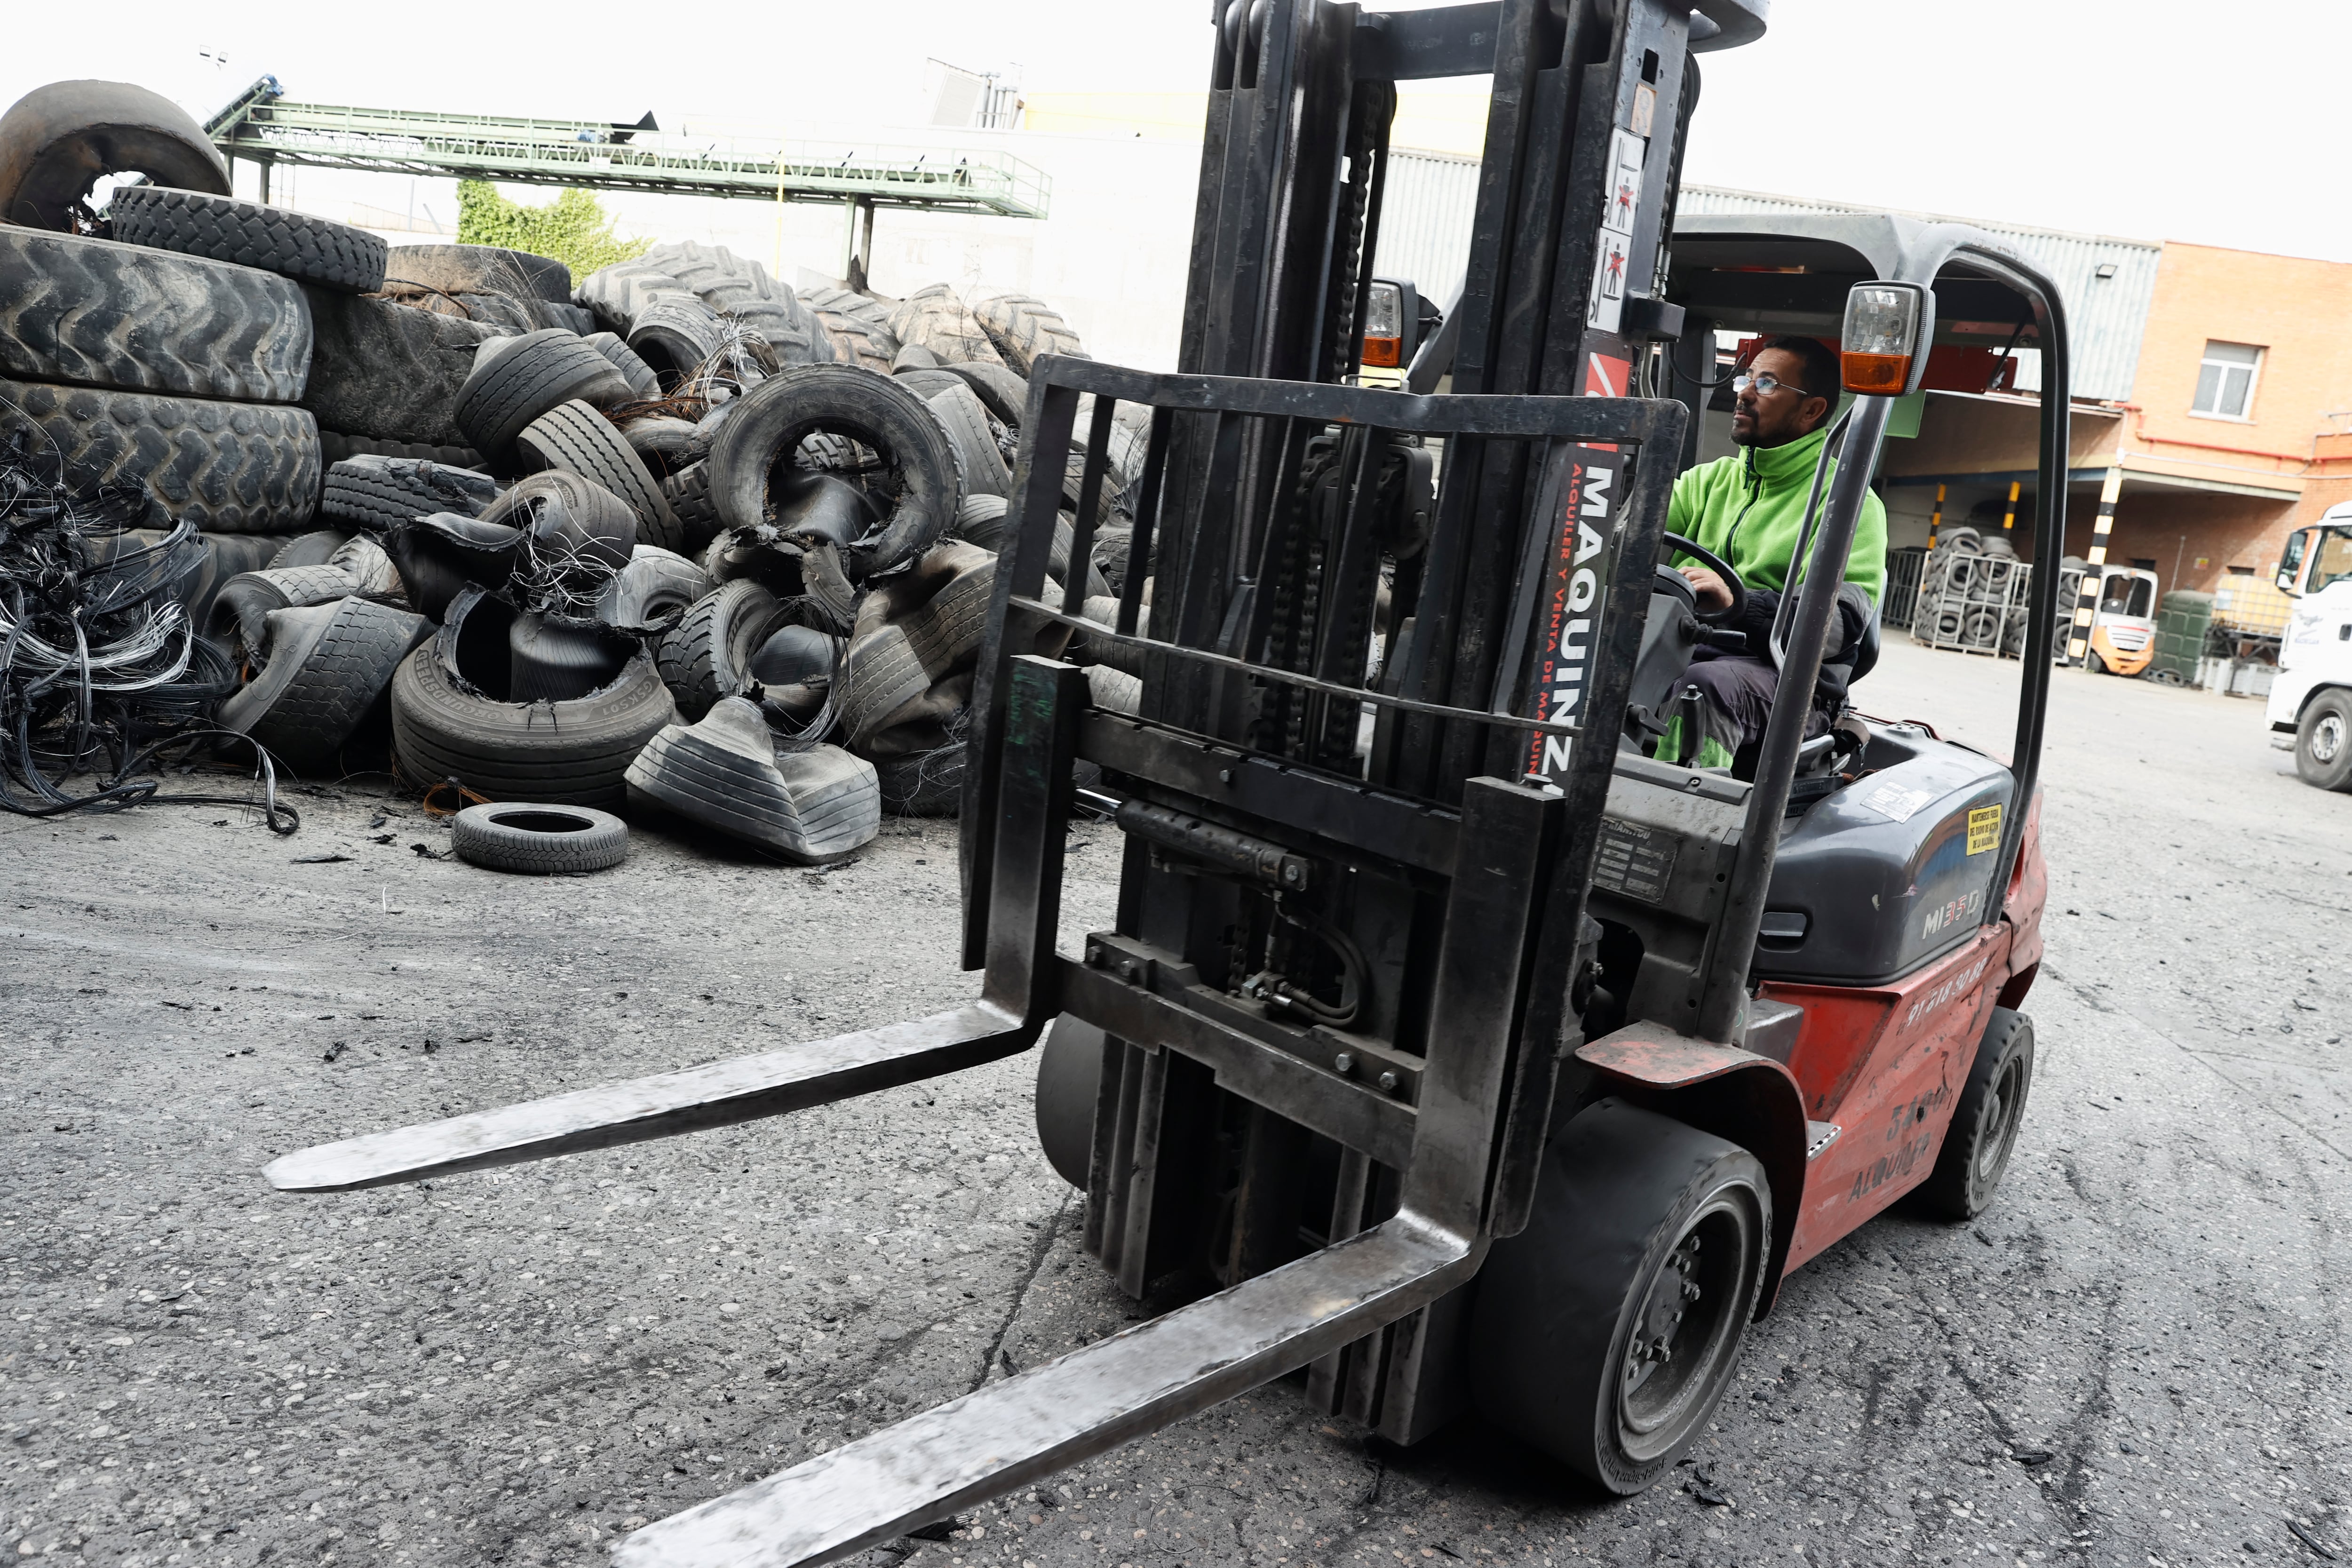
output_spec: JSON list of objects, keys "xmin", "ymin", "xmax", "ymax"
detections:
[
  {"xmin": 1362, "ymin": 279, "xmax": 1404, "ymax": 368},
  {"xmin": 1841, "ymin": 281, "xmax": 1933, "ymax": 397}
]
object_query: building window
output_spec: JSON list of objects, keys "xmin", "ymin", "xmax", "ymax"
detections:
[{"xmin": 2191, "ymin": 340, "xmax": 2262, "ymax": 419}]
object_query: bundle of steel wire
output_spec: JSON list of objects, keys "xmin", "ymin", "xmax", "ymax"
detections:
[{"xmin": 0, "ymin": 434, "xmax": 297, "ymax": 831}]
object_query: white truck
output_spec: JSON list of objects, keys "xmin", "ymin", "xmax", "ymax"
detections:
[{"xmin": 2267, "ymin": 503, "xmax": 2352, "ymax": 788}]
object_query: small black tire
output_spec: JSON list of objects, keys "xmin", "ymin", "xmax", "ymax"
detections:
[
  {"xmin": 321, "ymin": 454, "xmax": 497, "ymax": 533},
  {"xmin": 389, "ymin": 646, "xmax": 676, "ymax": 809},
  {"xmin": 0, "ymin": 377, "xmax": 318, "ymax": 533},
  {"xmin": 452, "ymin": 802, "xmax": 628, "ymax": 875},
  {"xmin": 1035, "ymin": 1014, "xmax": 1106, "ymax": 1189},
  {"xmin": 379, "ymin": 244, "xmax": 572, "ymax": 304},
  {"xmin": 2293, "ymin": 689, "xmax": 2352, "ymax": 791},
  {"xmin": 707, "ymin": 364, "xmax": 963, "ymax": 578},
  {"xmin": 515, "ymin": 399, "xmax": 681, "ymax": 551},
  {"xmin": 2086, "ymin": 648, "xmax": 2108, "ymax": 676},
  {"xmin": 972, "ymin": 291, "xmax": 1087, "ymax": 375},
  {"xmin": 1470, "ymin": 1098, "xmax": 1771, "ymax": 1495},
  {"xmin": 0, "ymin": 79, "xmax": 229, "ymax": 231},
  {"xmin": 302, "ymin": 288, "xmax": 509, "ymax": 450},
  {"xmin": 0, "ymin": 226, "xmax": 311, "ymax": 401},
  {"xmin": 1916, "ymin": 1008, "xmax": 2035, "ymax": 1220},
  {"xmin": 655, "ymin": 579, "xmax": 789, "ymax": 720},
  {"xmin": 109, "ymin": 184, "xmax": 387, "ymax": 293},
  {"xmin": 453, "ymin": 329, "xmax": 632, "ymax": 459}
]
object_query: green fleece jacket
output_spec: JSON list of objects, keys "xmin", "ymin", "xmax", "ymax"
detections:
[{"xmin": 1667, "ymin": 425, "xmax": 1887, "ymax": 605}]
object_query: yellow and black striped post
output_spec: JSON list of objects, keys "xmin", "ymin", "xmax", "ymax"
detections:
[
  {"xmin": 2000, "ymin": 478, "xmax": 2020, "ymax": 535},
  {"xmin": 1928, "ymin": 482, "xmax": 1945, "ymax": 550},
  {"xmin": 2065, "ymin": 466, "xmax": 2125, "ymax": 665}
]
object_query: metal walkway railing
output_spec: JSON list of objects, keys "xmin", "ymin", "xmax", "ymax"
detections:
[{"xmin": 203, "ymin": 78, "xmax": 1049, "ymax": 219}]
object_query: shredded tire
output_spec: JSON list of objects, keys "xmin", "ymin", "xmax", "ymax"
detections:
[
  {"xmin": 220, "ymin": 596, "xmax": 432, "ymax": 773},
  {"xmin": 109, "ymin": 184, "xmax": 388, "ymax": 293},
  {"xmin": 626, "ymin": 699, "xmax": 878, "ymax": 862},
  {"xmin": 0, "ymin": 79, "xmax": 229, "ymax": 231},
  {"xmin": 706, "ymin": 364, "xmax": 964, "ymax": 578}
]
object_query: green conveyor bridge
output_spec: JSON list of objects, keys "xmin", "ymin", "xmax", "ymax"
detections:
[{"xmin": 203, "ymin": 78, "xmax": 1049, "ymax": 219}]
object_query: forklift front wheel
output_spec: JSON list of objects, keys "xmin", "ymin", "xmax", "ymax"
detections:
[
  {"xmin": 1916, "ymin": 1008, "xmax": 2035, "ymax": 1221},
  {"xmin": 1468, "ymin": 1099, "xmax": 1770, "ymax": 1495}
]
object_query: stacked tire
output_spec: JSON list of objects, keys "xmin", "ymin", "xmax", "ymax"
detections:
[{"xmin": 0, "ymin": 225, "xmax": 319, "ymax": 539}]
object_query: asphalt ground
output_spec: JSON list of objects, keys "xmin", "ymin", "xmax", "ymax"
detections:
[{"xmin": 2, "ymin": 636, "xmax": 2347, "ymax": 1568}]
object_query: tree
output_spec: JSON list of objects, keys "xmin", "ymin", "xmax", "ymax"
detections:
[{"xmin": 454, "ymin": 182, "xmax": 648, "ymax": 282}]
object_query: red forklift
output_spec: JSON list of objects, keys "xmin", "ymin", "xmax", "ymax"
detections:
[{"xmin": 265, "ymin": 1, "xmax": 2064, "ymax": 1560}]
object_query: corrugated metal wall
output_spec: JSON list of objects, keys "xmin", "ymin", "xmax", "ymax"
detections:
[
  {"xmin": 1370, "ymin": 161, "xmax": 2164, "ymax": 402},
  {"xmin": 1677, "ymin": 185, "xmax": 2161, "ymax": 403},
  {"xmin": 1371, "ymin": 150, "xmax": 1480, "ymax": 310}
]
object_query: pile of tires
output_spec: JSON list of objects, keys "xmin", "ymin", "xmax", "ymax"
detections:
[{"xmin": 0, "ymin": 74, "xmax": 1146, "ymax": 861}]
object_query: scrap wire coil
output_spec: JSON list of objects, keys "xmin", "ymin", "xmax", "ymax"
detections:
[{"xmin": 0, "ymin": 435, "xmax": 297, "ymax": 831}]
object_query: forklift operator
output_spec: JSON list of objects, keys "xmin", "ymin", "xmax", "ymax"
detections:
[{"xmin": 1659, "ymin": 335, "xmax": 1887, "ymax": 769}]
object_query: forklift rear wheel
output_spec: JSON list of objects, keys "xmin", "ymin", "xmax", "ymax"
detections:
[
  {"xmin": 1917, "ymin": 1008, "xmax": 2034, "ymax": 1220},
  {"xmin": 1468, "ymin": 1099, "xmax": 1770, "ymax": 1495},
  {"xmin": 1035, "ymin": 1015, "xmax": 1107, "ymax": 1189},
  {"xmin": 2086, "ymin": 649, "xmax": 2108, "ymax": 676},
  {"xmin": 2294, "ymin": 692, "xmax": 2352, "ymax": 791}
]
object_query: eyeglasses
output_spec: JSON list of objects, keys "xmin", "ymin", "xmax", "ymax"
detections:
[{"xmin": 1732, "ymin": 371, "xmax": 1810, "ymax": 399}]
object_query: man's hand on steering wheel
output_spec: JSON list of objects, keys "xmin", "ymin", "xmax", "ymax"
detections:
[{"xmin": 1679, "ymin": 564, "xmax": 1734, "ymax": 614}]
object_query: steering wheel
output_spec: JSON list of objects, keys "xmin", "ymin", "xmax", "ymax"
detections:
[{"xmin": 1662, "ymin": 532, "xmax": 1747, "ymax": 625}]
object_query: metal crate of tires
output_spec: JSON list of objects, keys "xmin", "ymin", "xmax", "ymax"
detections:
[{"xmin": 1912, "ymin": 530, "xmax": 2035, "ymax": 658}]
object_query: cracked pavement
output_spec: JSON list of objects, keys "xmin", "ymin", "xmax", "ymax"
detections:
[{"xmin": 1, "ymin": 637, "xmax": 2346, "ymax": 1567}]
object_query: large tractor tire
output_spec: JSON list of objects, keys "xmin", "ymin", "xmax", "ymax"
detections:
[
  {"xmin": 0, "ymin": 378, "xmax": 318, "ymax": 533},
  {"xmin": 0, "ymin": 226, "xmax": 310, "ymax": 402}
]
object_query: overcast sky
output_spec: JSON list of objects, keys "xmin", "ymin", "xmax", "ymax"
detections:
[{"xmin": 7, "ymin": 0, "xmax": 2346, "ymax": 260}]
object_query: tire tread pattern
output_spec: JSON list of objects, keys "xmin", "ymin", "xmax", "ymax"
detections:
[
  {"xmin": 111, "ymin": 184, "xmax": 388, "ymax": 294},
  {"xmin": 0, "ymin": 227, "xmax": 309, "ymax": 402},
  {"xmin": 0, "ymin": 377, "xmax": 318, "ymax": 533}
]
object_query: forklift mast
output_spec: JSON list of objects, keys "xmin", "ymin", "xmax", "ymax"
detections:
[{"xmin": 268, "ymin": 4, "xmax": 1780, "ymax": 1563}]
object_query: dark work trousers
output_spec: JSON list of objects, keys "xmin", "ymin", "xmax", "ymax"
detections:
[{"xmin": 1655, "ymin": 648, "xmax": 1826, "ymax": 769}]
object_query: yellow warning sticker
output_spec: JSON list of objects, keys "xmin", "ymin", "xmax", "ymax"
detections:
[{"xmin": 1967, "ymin": 804, "xmax": 2002, "ymax": 855}]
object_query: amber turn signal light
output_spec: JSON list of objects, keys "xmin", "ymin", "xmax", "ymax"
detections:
[
  {"xmin": 1840, "ymin": 281, "xmax": 1933, "ymax": 397},
  {"xmin": 1840, "ymin": 350, "xmax": 1911, "ymax": 394}
]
